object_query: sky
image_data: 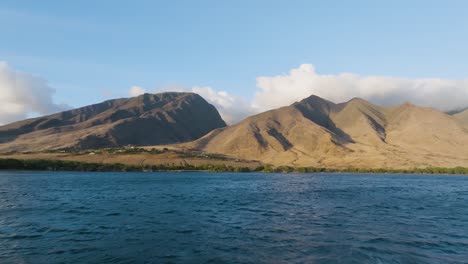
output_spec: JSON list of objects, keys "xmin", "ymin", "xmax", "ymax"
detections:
[{"xmin": 1, "ymin": 0, "xmax": 468, "ymax": 124}]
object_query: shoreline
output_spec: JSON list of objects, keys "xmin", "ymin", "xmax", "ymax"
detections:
[{"xmin": 1, "ymin": 158, "xmax": 467, "ymax": 175}]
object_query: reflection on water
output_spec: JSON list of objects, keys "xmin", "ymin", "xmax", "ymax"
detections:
[{"xmin": 0, "ymin": 171, "xmax": 467, "ymax": 263}]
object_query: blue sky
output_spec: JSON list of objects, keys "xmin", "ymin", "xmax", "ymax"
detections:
[{"xmin": 1, "ymin": 0, "xmax": 468, "ymax": 123}]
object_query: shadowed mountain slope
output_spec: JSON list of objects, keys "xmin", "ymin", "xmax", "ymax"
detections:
[
  {"xmin": 0, "ymin": 92, "xmax": 226, "ymax": 152},
  {"xmin": 187, "ymin": 95, "xmax": 468, "ymax": 168}
]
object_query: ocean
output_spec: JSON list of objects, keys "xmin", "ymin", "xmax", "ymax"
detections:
[{"xmin": 0, "ymin": 171, "xmax": 467, "ymax": 263}]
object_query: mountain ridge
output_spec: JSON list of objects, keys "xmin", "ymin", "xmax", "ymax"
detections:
[
  {"xmin": 184, "ymin": 95, "xmax": 468, "ymax": 168},
  {"xmin": 1, "ymin": 92, "xmax": 468, "ymax": 169},
  {"xmin": 0, "ymin": 92, "xmax": 226, "ymax": 152}
]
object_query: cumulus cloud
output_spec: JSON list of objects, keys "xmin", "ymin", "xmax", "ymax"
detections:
[
  {"xmin": 0, "ymin": 61, "xmax": 68, "ymax": 125},
  {"xmin": 191, "ymin": 86, "xmax": 255, "ymax": 124},
  {"xmin": 128, "ymin": 86, "xmax": 146, "ymax": 97},
  {"xmin": 253, "ymin": 64, "xmax": 468, "ymax": 112},
  {"xmin": 128, "ymin": 64, "xmax": 468, "ymax": 124}
]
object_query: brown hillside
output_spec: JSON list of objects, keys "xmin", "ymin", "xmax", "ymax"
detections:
[
  {"xmin": 0, "ymin": 92, "xmax": 226, "ymax": 152},
  {"xmin": 187, "ymin": 95, "xmax": 468, "ymax": 169},
  {"xmin": 454, "ymin": 109, "xmax": 468, "ymax": 123}
]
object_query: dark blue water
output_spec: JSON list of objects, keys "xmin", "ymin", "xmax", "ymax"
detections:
[{"xmin": 0, "ymin": 172, "xmax": 467, "ymax": 263}]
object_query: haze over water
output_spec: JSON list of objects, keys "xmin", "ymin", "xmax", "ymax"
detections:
[{"xmin": 0, "ymin": 171, "xmax": 467, "ymax": 263}]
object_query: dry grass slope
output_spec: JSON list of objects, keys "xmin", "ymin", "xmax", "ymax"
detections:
[
  {"xmin": 454, "ymin": 109, "xmax": 468, "ymax": 123},
  {"xmin": 186, "ymin": 95, "xmax": 468, "ymax": 169},
  {"xmin": 2, "ymin": 91, "xmax": 468, "ymax": 170},
  {"xmin": 0, "ymin": 92, "xmax": 226, "ymax": 153}
]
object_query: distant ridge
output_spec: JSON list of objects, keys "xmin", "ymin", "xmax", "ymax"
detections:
[
  {"xmin": 0, "ymin": 92, "xmax": 226, "ymax": 152},
  {"xmin": 185, "ymin": 95, "xmax": 468, "ymax": 168}
]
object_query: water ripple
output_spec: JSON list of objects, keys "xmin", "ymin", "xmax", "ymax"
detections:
[{"xmin": 0, "ymin": 171, "xmax": 467, "ymax": 263}]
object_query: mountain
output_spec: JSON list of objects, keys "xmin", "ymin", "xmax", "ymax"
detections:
[
  {"xmin": 453, "ymin": 109, "xmax": 468, "ymax": 123},
  {"xmin": 0, "ymin": 92, "xmax": 226, "ymax": 152},
  {"xmin": 187, "ymin": 95, "xmax": 468, "ymax": 168}
]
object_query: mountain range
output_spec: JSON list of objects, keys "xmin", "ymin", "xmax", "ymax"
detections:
[
  {"xmin": 0, "ymin": 92, "xmax": 225, "ymax": 153},
  {"xmin": 1, "ymin": 91, "xmax": 467, "ymax": 169},
  {"xmin": 186, "ymin": 95, "xmax": 468, "ymax": 168}
]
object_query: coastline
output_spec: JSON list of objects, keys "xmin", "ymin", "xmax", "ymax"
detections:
[{"xmin": 1, "ymin": 158, "xmax": 467, "ymax": 175}]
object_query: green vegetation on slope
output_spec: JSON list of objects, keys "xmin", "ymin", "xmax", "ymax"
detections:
[
  {"xmin": 40, "ymin": 147, "xmax": 232, "ymax": 160},
  {"xmin": 0, "ymin": 158, "xmax": 254, "ymax": 172},
  {"xmin": 0, "ymin": 158, "xmax": 468, "ymax": 174}
]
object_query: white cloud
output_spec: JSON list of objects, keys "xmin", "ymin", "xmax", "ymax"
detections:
[
  {"xmin": 127, "ymin": 64, "xmax": 468, "ymax": 125},
  {"xmin": 128, "ymin": 86, "xmax": 146, "ymax": 97},
  {"xmin": 253, "ymin": 64, "xmax": 468, "ymax": 112},
  {"xmin": 0, "ymin": 61, "xmax": 68, "ymax": 125},
  {"xmin": 191, "ymin": 86, "xmax": 255, "ymax": 124},
  {"xmin": 10, "ymin": 60, "xmax": 466, "ymax": 128}
]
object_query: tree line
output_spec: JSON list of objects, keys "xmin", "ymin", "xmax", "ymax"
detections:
[{"xmin": 0, "ymin": 158, "xmax": 467, "ymax": 174}]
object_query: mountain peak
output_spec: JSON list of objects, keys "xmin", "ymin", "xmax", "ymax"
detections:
[
  {"xmin": 188, "ymin": 93, "xmax": 468, "ymax": 168},
  {"xmin": 297, "ymin": 94, "xmax": 335, "ymax": 105},
  {"xmin": 0, "ymin": 92, "xmax": 226, "ymax": 152},
  {"xmin": 347, "ymin": 97, "xmax": 366, "ymax": 103}
]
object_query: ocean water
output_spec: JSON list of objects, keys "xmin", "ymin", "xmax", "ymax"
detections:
[{"xmin": 0, "ymin": 172, "xmax": 467, "ymax": 264}]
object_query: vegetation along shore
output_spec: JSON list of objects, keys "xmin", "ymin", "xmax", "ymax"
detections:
[{"xmin": 1, "ymin": 158, "xmax": 468, "ymax": 175}]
